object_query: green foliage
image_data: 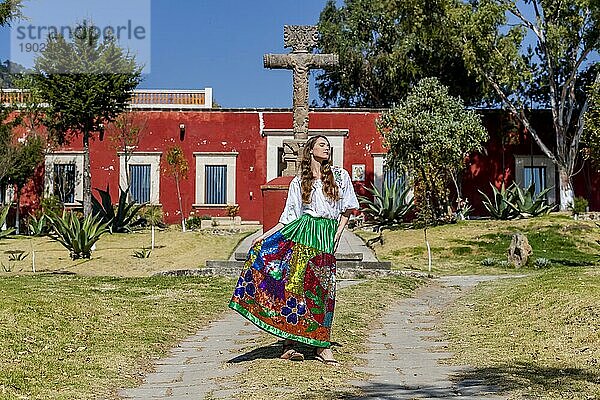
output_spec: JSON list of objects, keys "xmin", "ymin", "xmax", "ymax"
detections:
[
  {"xmin": 91, "ymin": 186, "xmax": 145, "ymax": 233},
  {"xmin": 479, "ymin": 183, "xmax": 520, "ymax": 220},
  {"xmin": 5, "ymin": 133, "xmax": 45, "ymax": 190},
  {"xmin": 480, "ymin": 257, "xmax": 497, "ymax": 267},
  {"xmin": 39, "ymin": 195, "xmax": 64, "ymax": 216},
  {"xmin": 480, "ymin": 182, "xmax": 556, "ymax": 220},
  {"xmin": 6, "ymin": 249, "xmax": 27, "ymax": 261},
  {"xmin": 455, "ymin": 1, "xmax": 600, "ymax": 209},
  {"xmin": 377, "ymin": 77, "xmax": 488, "ymax": 224},
  {"xmin": 316, "ymin": 0, "xmax": 484, "ymax": 107},
  {"xmin": 166, "ymin": 146, "xmax": 189, "ymax": 178},
  {"xmin": 506, "ymin": 183, "xmax": 556, "ymax": 218},
  {"xmin": 358, "ymin": 180, "xmax": 414, "ymax": 232},
  {"xmin": 533, "ymin": 257, "xmax": 552, "ymax": 269},
  {"xmin": 32, "ymin": 21, "xmax": 142, "ymax": 215},
  {"xmin": 0, "ymin": 203, "xmax": 15, "ymax": 239},
  {"xmin": 27, "ymin": 214, "xmax": 48, "ymax": 236},
  {"xmin": 583, "ymin": 78, "xmax": 600, "ymax": 166},
  {"xmin": 185, "ymin": 215, "xmax": 204, "ymax": 231},
  {"xmin": 0, "ymin": 1, "xmax": 23, "ymax": 27},
  {"xmin": 46, "ymin": 211, "xmax": 109, "ymax": 260},
  {"xmin": 132, "ymin": 247, "xmax": 151, "ymax": 259},
  {"xmin": 142, "ymin": 205, "xmax": 164, "ymax": 227},
  {"xmin": 570, "ymin": 197, "xmax": 589, "ymax": 215}
]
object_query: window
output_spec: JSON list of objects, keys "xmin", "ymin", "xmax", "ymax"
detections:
[
  {"xmin": 53, "ymin": 163, "xmax": 76, "ymax": 203},
  {"xmin": 205, "ymin": 165, "xmax": 227, "ymax": 204},
  {"xmin": 45, "ymin": 152, "xmax": 84, "ymax": 205},
  {"xmin": 119, "ymin": 153, "xmax": 161, "ymax": 204},
  {"xmin": 129, "ymin": 164, "xmax": 151, "ymax": 203},
  {"xmin": 194, "ymin": 152, "xmax": 237, "ymax": 206},
  {"xmin": 523, "ymin": 166, "xmax": 546, "ymax": 197},
  {"xmin": 383, "ymin": 163, "xmax": 405, "ymax": 190},
  {"xmin": 514, "ymin": 155, "xmax": 556, "ymax": 204}
]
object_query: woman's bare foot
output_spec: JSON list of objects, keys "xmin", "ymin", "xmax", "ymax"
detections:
[{"xmin": 315, "ymin": 347, "xmax": 339, "ymax": 366}]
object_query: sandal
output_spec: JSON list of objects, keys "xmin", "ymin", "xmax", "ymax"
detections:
[
  {"xmin": 280, "ymin": 341, "xmax": 304, "ymax": 361},
  {"xmin": 315, "ymin": 348, "xmax": 339, "ymax": 366}
]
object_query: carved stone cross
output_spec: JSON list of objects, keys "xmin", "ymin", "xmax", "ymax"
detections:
[{"xmin": 264, "ymin": 25, "xmax": 339, "ymax": 175}]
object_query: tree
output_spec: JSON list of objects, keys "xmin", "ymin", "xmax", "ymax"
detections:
[
  {"xmin": 583, "ymin": 78, "xmax": 600, "ymax": 168},
  {"xmin": 106, "ymin": 111, "xmax": 148, "ymax": 191},
  {"xmin": 165, "ymin": 146, "xmax": 189, "ymax": 232},
  {"xmin": 455, "ymin": 0, "xmax": 600, "ymax": 210},
  {"xmin": 32, "ymin": 21, "xmax": 142, "ymax": 216},
  {"xmin": 0, "ymin": 0, "xmax": 23, "ymax": 27},
  {"xmin": 377, "ymin": 78, "xmax": 488, "ymax": 270},
  {"xmin": 316, "ymin": 0, "xmax": 486, "ymax": 107},
  {"xmin": 6, "ymin": 133, "xmax": 45, "ymax": 233}
]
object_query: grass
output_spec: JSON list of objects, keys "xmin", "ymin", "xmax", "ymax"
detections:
[
  {"xmin": 441, "ymin": 267, "xmax": 600, "ymax": 399},
  {"xmin": 0, "ymin": 275, "xmax": 235, "ymax": 400},
  {"xmin": 222, "ymin": 276, "xmax": 423, "ymax": 400},
  {"xmin": 0, "ymin": 226, "xmax": 257, "ymax": 277},
  {"xmin": 355, "ymin": 214, "xmax": 600, "ymax": 274}
]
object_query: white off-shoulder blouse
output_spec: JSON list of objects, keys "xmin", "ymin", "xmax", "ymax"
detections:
[{"xmin": 279, "ymin": 166, "xmax": 360, "ymax": 225}]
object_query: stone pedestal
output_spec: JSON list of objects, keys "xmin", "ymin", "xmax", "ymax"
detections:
[{"xmin": 260, "ymin": 176, "xmax": 294, "ymax": 232}]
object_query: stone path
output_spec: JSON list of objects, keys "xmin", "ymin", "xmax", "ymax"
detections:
[
  {"xmin": 118, "ymin": 280, "xmax": 364, "ymax": 400},
  {"xmin": 119, "ymin": 276, "xmax": 508, "ymax": 400},
  {"xmin": 350, "ymin": 275, "xmax": 506, "ymax": 399}
]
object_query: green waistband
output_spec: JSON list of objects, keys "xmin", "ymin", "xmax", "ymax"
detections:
[{"xmin": 280, "ymin": 214, "xmax": 337, "ymax": 254}]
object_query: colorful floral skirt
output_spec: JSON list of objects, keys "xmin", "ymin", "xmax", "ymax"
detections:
[{"xmin": 228, "ymin": 214, "xmax": 338, "ymax": 348}]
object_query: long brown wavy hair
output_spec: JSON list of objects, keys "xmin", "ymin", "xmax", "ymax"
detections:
[{"xmin": 300, "ymin": 135, "xmax": 340, "ymax": 204}]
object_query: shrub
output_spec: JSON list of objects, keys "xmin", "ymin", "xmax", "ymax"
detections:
[
  {"xmin": 133, "ymin": 247, "xmax": 151, "ymax": 258},
  {"xmin": 533, "ymin": 257, "xmax": 552, "ymax": 268},
  {"xmin": 359, "ymin": 181, "xmax": 414, "ymax": 232},
  {"xmin": 507, "ymin": 183, "xmax": 556, "ymax": 218},
  {"xmin": 226, "ymin": 204, "xmax": 240, "ymax": 218},
  {"xmin": 480, "ymin": 257, "xmax": 497, "ymax": 266},
  {"xmin": 571, "ymin": 197, "xmax": 588, "ymax": 215},
  {"xmin": 28, "ymin": 214, "xmax": 49, "ymax": 236},
  {"xmin": 186, "ymin": 215, "xmax": 205, "ymax": 230},
  {"xmin": 47, "ymin": 211, "xmax": 109, "ymax": 260},
  {"xmin": 479, "ymin": 183, "xmax": 519, "ymax": 220},
  {"xmin": 92, "ymin": 186, "xmax": 145, "ymax": 233},
  {"xmin": 0, "ymin": 204, "xmax": 15, "ymax": 239}
]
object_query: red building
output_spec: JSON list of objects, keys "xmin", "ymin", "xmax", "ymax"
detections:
[{"xmin": 9, "ymin": 88, "xmax": 600, "ymax": 225}]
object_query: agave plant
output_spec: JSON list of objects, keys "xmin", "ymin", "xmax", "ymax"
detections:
[
  {"xmin": 28, "ymin": 214, "xmax": 49, "ymax": 236},
  {"xmin": 479, "ymin": 183, "xmax": 520, "ymax": 220},
  {"xmin": 0, "ymin": 203, "xmax": 15, "ymax": 239},
  {"xmin": 92, "ymin": 186, "xmax": 145, "ymax": 233},
  {"xmin": 506, "ymin": 183, "xmax": 556, "ymax": 218},
  {"xmin": 358, "ymin": 181, "xmax": 414, "ymax": 232},
  {"xmin": 47, "ymin": 211, "xmax": 109, "ymax": 260}
]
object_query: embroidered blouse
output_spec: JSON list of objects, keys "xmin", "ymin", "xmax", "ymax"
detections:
[{"xmin": 279, "ymin": 166, "xmax": 360, "ymax": 224}]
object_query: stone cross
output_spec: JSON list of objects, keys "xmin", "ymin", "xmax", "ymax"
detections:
[{"xmin": 264, "ymin": 25, "xmax": 339, "ymax": 175}]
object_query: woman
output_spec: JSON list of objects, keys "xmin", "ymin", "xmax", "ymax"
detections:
[{"xmin": 228, "ymin": 135, "xmax": 359, "ymax": 365}]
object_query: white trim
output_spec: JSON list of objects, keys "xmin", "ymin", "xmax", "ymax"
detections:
[
  {"xmin": 44, "ymin": 152, "xmax": 84, "ymax": 206},
  {"xmin": 514, "ymin": 155, "xmax": 556, "ymax": 204},
  {"xmin": 194, "ymin": 153, "xmax": 238, "ymax": 206},
  {"xmin": 119, "ymin": 153, "xmax": 162, "ymax": 204},
  {"xmin": 372, "ymin": 154, "xmax": 386, "ymax": 191},
  {"xmin": 265, "ymin": 130, "xmax": 347, "ymax": 181}
]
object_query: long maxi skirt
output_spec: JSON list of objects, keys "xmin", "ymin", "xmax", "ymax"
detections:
[{"xmin": 228, "ymin": 214, "xmax": 338, "ymax": 348}]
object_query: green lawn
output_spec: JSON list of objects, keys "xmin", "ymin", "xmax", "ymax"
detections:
[
  {"xmin": 0, "ymin": 275, "xmax": 234, "ymax": 399},
  {"xmin": 355, "ymin": 214, "xmax": 600, "ymax": 274},
  {"xmin": 442, "ymin": 267, "xmax": 600, "ymax": 399}
]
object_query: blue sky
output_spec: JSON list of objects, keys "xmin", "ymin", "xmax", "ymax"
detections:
[{"xmin": 0, "ymin": 0, "xmax": 331, "ymax": 108}]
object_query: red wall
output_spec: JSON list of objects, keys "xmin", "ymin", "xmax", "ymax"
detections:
[{"xmin": 14, "ymin": 108, "xmax": 600, "ymax": 226}]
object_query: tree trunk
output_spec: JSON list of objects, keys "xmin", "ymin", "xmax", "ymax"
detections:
[
  {"xmin": 558, "ymin": 165, "xmax": 574, "ymax": 211},
  {"xmin": 175, "ymin": 174, "xmax": 186, "ymax": 232},
  {"xmin": 83, "ymin": 131, "xmax": 92, "ymax": 217},
  {"xmin": 15, "ymin": 187, "xmax": 20, "ymax": 234}
]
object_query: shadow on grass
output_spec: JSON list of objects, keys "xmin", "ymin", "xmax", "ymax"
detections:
[{"xmin": 452, "ymin": 362, "xmax": 600, "ymax": 395}]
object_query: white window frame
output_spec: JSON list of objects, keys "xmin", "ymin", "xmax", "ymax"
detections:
[
  {"xmin": 193, "ymin": 152, "xmax": 238, "ymax": 206},
  {"xmin": 44, "ymin": 152, "xmax": 84, "ymax": 206},
  {"xmin": 514, "ymin": 155, "xmax": 556, "ymax": 205},
  {"xmin": 119, "ymin": 152, "xmax": 162, "ymax": 204},
  {"xmin": 263, "ymin": 129, "xmax": 347, "ymax": 182}
]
